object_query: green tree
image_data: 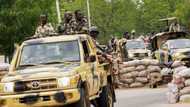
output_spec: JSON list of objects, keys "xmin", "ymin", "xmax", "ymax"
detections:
[{"xmin": 0, "ymin": 0, "xmax": 56, "ymax": 61}]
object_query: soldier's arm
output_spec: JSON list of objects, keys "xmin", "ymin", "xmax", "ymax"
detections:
[
  {"xmin": 47, "ymin": 23, "xmax": 55, "ymax": 32},
  {"xmin": 34, "ymin": 27, "xmax": 40, "ymax": 36}
]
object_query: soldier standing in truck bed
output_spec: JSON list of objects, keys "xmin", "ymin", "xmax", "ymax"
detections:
[
  {"xmin": 58, "ymin": 11, "xmax": 77, "ymax": 35},
  {"xmin": 34, "ymin": 14, "xmax": 55, "ymax": 37},
  {"xmin": 74, "ymin": 10, "xmax": 88, "ymax": 34},
  {"xmin": 58, "ymin": 10, "xmax": 88, "ymax": 34}
]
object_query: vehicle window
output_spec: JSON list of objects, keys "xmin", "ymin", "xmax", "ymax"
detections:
[
  {"xmin": 82, "ymin": 40, "xmax": 90, "ymax": 62},
  {"xmin": 169, "ymin": 39, "xmax": 190, "ymax": 49},
  {"xmin": 126, "ymin": 41, "xmax": 145, "ymax": 49},
  {"xmin": 19, "ymin": 40, "xmax": 80, "ymax": 66}
]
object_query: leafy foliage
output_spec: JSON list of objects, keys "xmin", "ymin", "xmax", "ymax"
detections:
[{"xmin": 0, "ymin": 0, "xmax": 190, "ymax": 56}]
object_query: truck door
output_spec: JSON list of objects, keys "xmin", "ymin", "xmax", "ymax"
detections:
[{"xmin": 82, "ymin": 40, "xmax": 100, "ymax": 95}]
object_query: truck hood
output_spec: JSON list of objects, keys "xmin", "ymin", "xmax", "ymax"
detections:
[
  {"xmin": 1, "ymin": 63, "xmax": 80, "ymax": 82},
  {"xmin": 172, "ymin": 48, "xmax": 190, "ymax": 54}
]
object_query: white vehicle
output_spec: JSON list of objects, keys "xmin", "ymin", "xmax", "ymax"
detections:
[{"xmin": 126, "ymin": 39, "xmax": 151, "ymax": 60}]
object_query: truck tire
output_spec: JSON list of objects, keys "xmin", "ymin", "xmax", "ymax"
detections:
[
  {"xmin": 97, "ymin": 84, "xmax": 114, "ymax": 107},
  {"xmin": 73, "ymin": 88, "xmax": 90, "ymax": 107}
]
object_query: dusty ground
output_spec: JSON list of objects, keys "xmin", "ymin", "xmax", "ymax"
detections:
[{"xmin": 115, "ymin": 88, "xmax": 190, "ymax": 107}]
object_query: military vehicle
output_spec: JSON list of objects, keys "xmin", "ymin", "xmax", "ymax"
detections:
[
  {"xmin": 125, "ymin": 39, "xmax": 151, "ymax": 60},
  {"xmin": 151, "ymin": 17, "xmax": 190, "ymax": 65},
  {"xmin": 0, "ymin": 34, "xmax": 115, "ymax": 107},
  {"xmin": 151, "ymin": 31, "xmax": 190, "ymax": 66}
]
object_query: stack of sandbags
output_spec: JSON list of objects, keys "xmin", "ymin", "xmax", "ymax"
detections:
[
  {"xmin": 161, "ymin": 61, "xmax": 186, "ymax": 84},
  {"xmin": 167, "ymin": 61, "xmax": 190, "ymax": 103},
  {"xmin": 167, "ymin": 74, "xmax": 184, "ymax": 103},
  {"xmin": 119, "ymin": 59, "xmax": 161, "ymax": 88},
  {"xmin": 178, "ymin": 68, "xmax": 190, "ymax": 103},
  {"xmin": 172, "ymin": 61, "xmax": 187, "ymax": 75}
]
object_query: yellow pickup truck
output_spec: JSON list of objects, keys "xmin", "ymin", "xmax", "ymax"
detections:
[{"xmin": 0, "ymin": 34, "xmax": 115, "ymax": 107}]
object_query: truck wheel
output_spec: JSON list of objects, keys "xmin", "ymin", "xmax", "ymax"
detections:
[
  {"xmin": 98, "ymin": 84, "xmax": 114, "ymax": 107},
  {"xmin": 73, "ymin": 88, "xmax": 90, "ymax": 107}
]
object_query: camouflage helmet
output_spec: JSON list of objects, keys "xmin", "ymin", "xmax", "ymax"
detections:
[
  {"xmin": 89, "ymin": 26, "xmax": 99, "ymax": 39},
  {"xmin": 40, "ymin": 13, "xmax": 48, "ymax": 24},
  {"xmin": 40, "ymin": 13, "xmax": 48, "ymax": 20},
  {"xmin": 89, "ymin": 26, "xmax": 99, "ymax": 33}
]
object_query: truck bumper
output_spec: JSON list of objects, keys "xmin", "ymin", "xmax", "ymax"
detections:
[{"xmin": 0, "ymin": 89, "xmax": 80, "ymax": 107}]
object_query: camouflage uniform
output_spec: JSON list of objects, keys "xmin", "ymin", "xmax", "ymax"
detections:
[
  {"xmin": 58, "ymin": 10, "xmax": 88, "ymax": 35},
  {"xmin": 117, "ymin": 38, "xmax": 128, "ymax": 62},
  {"xmin": 74, "ymin": 10, "xmax": 88, "ymax": 34},
  {"xmin": 34, "ymin": 23, "xmax": 55, "ymax": 37},
  {"xmin": 58, "ymin": 11, "xmax": 77, "ymax": 35},
  {"xmin": 64, "ymin": 18, "xmax": 77, "ymax": 34},
  {"xmin": 169, "ymin": 22, "xmax": 180, "ymax": 32}
]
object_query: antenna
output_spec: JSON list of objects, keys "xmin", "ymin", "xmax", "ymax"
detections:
[
  {"xmin": 56, "ymin": 0, "xmax": 61, "ymax": 23},
  {"xmin": 86, "ymin": 0, "xmax": 91, "ymax": 29}
]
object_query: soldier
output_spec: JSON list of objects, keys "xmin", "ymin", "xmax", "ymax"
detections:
[
  {"xmin": 169, "ymin": 19, "xmax": 180, "ymax": 32},
  {"xmin": 58, "ymin": 11, "xmax": 77, "ymax": 35},
  {"xmin": 131, "ymin": 29, "xmax": 136, "ymax": 39},
  {"xmin": 89, "ymin": 26, "xmax": 100, "ymax": 45},
  {"xmin": 34, "ymin": 14, "xmax": 55, "ymax": 37},
  {"xmin": 117, "ymin": 32, "xmax": 129, "ymax": 62},
  {"xmin": 74, "ymin": 10, "xmax": 88, "ymax": 34},
  {"xmin": 108, "ymin": 36, "xmax": 118, "ymax": 53}
]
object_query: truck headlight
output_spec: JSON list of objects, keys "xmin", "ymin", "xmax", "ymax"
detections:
[
  {"xmin": 58, "ymin": 77, "xmax": 70, "ymax": 87},
  {"xmin": 57, "ymin": 76, "xmax": 79, "ymax": 88},
  {"xmin": 4, "ymin": 82, "xmax": 14, "ymax": 93},
  {"xmin": 128, "ymin": 53, "xmax": 134, "ymax": 57}
]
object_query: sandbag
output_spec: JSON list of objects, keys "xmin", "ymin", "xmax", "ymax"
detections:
[
  {"xmin": 120, "ymin": 78, "xmax": 134, "ymax": 84},
  {"xmin": 141, "ymin": 59, "xmax": 159, "ymax": 66},
  {"xmin": 120, "ymin": 66, "xmax": 136, "ymax": 74},
  {"xmin": 149, "ymin": 72, "xmax": 162, "ymax": 82},
  {"xmin": 122, "ymin": 60, "xmax": 141, "ymax": 67},
  {"xmin": 138, "ymin": 70, "xmax": 148, "ymax": 77},
  {"xmin": 147, "ymin": 65, "xmax": 161, "ymax": 73},
  {"xmin": 130, "ymin": 82, "xmax": 144, "ymax": 88},
  {"xmin": 121, "ymin": 84, "xmax": 129, "ymax": 88},
  {"xmin": 117, "ymin": 82, "xmax": 129, "ymax": 88},
  {"xmin": 135, "ymin": 65, "xmax": 146, "ymax": 71},
  {"xmin": 131, "ymin": 71, "xmax": 139, "ymax": 77},
  {"xmin": 180, "ymin": 86, "xmax": 190, "ymax": 96},
  {"xmin": 178, "ymin": 68, "xmax": 190, "ymax": 78},
  {"xmin": 161, "ymin": 68, "xmax": 172, "ymax": 76},
  {"xmin": 185, "ymin": 79, "xmax": 190, "ymax": 87},
  {"xmin": 172, "ymin": 61, "xmax": 184, "ymax": 68},
  {"xmin": 167, "ymin": 83, "xmax": 179, "ymax": 103},
  {"xmin": 167, "ymin": 92, "xmax": 179, "ymax": 104},
  {"xmin": 135, "ymin": 77, "xmax": 148, "ymax": 83},
  {"xmin": 173, "ymin": 66, "xmax": 187, "ymax": 74},
  {"xmin": 172, "ymin": 74, "xmax": 184, "ymax": 85},
  {"xmin": 120, "ymin": 73, "xmax": 133, "ymax": 79},
  {"xmin": 179, "ymin": 94, "xmax": 190, "ymax": 103},
  {"xmin": 168, "ymin": 83, "xmax": 179, "ymax": 93}
]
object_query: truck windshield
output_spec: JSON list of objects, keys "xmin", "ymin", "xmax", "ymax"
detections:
[
  {"xmin": 19, "ymin": 40, "xmax": 80, "ymax": 66},
  {"xmin": 126, "ymin": 40, "xmax": 145, "ymax": 49},
  {"xmin": 169, "ymin": 39, "xmax": 190, "ymax": 49}
]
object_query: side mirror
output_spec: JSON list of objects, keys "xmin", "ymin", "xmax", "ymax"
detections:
[{"xmin": 88, "ymin": 55, "xmax": 96, "ymax": 62}]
